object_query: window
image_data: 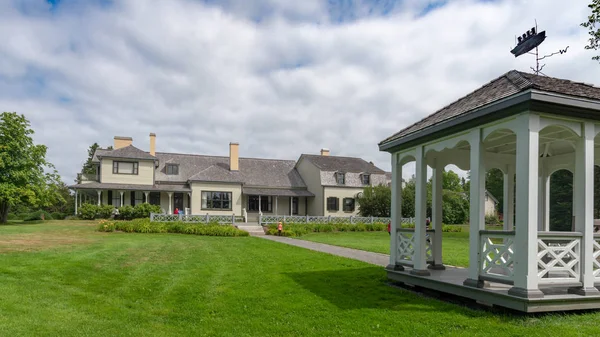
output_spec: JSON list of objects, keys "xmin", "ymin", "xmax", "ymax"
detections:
[
  {"xmin": 327, "ymin": 197, "xmax": 339, "ymax": 211},
  {"xmin": 336, "ymin": 172, "xmax": 345, "ymax": 185},
  {"xmin": 134, "ymin": 191, "xmax": 144, "ymax": 205},
  {"xmin": 113, "ymin": 161, "xmax": 139, "ymax": 175},
  {"xmin": 166, "ymin": 164, "xmax": 179, "ymax": 175},
  {"xmin": 111, "ymin": 190, "xmax": 121, "ymax": 207},
  {"xmin": 343, "ymin": 198, "xmax": 355, "ymax": 212},
  {"xmin": 149, "ymin": 192, "xmax": 161, "ymax": 206},
  {"xmin": 202, "ymin": 191, "xmax": 232, "ymax": 210},
  {"xmin": 247, "ymin": 195, "xmax": 272, "ymax": 212},
  {"xmin": 361, "ymin": 174, "xmax": 370, "ymax": 185}
]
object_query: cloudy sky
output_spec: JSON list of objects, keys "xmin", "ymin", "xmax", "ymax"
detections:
[{"xmin": 1, "ymin": 0, "xmax": 599, "ymax": 184}]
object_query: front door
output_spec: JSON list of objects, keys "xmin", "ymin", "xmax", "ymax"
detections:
[
  {"xmin": 292, "ymin": 197, "xmax": 299, "ymax": 215},
  {"xmin": 174, "ymin": 193, "xmax": 184, "ymax": 211}
]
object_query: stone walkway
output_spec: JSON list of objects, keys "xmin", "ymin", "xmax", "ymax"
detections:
[{"xmin": 257, "ymin": 235, "xmax": 389, "ymax": 267}]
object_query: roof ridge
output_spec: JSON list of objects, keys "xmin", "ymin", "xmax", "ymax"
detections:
[
  {"xmin": 154, "ymin": 151, "xmax": 295, "ymax": 163},
  {"xmin": 506, "ymin": 70, "xmax": 534, "ymax": 90}
]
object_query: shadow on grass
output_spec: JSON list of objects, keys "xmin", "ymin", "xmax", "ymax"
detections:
[{"xmin": 286, "ymin": 266, "xmax": 477, "ymax": 314}]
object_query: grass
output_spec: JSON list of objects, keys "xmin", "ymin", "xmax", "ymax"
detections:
[
  {"xmin": 299, "ymin": 225, "xmax": 504, "ymax": 268},
  {"xmin": 0, "ymin": 221, "xmax": 599, "ymax": 336}
]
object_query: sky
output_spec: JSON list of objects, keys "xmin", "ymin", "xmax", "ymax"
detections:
[{"xmin": 1, "ymin": 0, "xmax": 599, "ymax": 184}]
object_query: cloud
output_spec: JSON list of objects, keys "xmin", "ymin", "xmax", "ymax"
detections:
[{"xmin": 0, "ymin": 0, "xmax": 599, "ymax": 184}]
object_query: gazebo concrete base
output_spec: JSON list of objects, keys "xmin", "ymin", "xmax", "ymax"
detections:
[{"xmin": 387, "ymin": 265, "xmax": 600, "ymax": 313}]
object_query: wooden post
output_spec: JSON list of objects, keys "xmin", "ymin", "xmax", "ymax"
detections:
[
  {"xmin": 74, "ymin": 190, "xmax": 78, "ymax": 215},
  {"xmin": 508, "ymin": 114, "xmax": 543, "ymax": 298},
  {"xmin": 464, "ymin": 128, "xmax": 485, "ymax": 288},
  {"xmin": 569, "ymin": 122, "xmax": 600, "ymax": 295},
  {"xmin": 412, "ymin": 145, "xmax": 430, "ymax": 276},
  {"xmin": 167, "ymin": 192, "xmax": 173, "ymax": 214},
  {"xmin": 389, "ymin": 152, "xmax": 403, "ymax": 270},
  {"xmin": 97, "ymin": 190, "xmax": 102, "ymax": 206},
  {"xmin": 503, "ymin": 165, "xmax": 515, "ymax": 231},
  {"xmin": 431, "ymin": 160, "xmax": 445, "ymax": 270}
]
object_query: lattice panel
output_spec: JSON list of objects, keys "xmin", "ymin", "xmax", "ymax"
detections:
[
  {"xmin": 261, "ymin": 215, "xmax": 284, "ymax": 224},
  {"xmin": 210, "ymin": 215, "xmax": 234, "ymax": 223},
  {"xmin": 593, "ymin": 239, "xmax": 600, "ymax": 278},
  {"xmin": 307, "ymin": 216, "xmax": 327, "ymax": 223},
  {"xmin": 538, "ymin": 237, "xmax": 581, "ymax": 283},
  {"xmin": 480, "ymin": 235, "xmax": 514, "ymax": 281},
  {"xmin": 396, "ymin": 231, "xmax": 433, "ymax": 263},
  {"xmin": 151, "ymin": 214, "xmax": 180, "ymax": 222},
  {"xmin": 180, "ymin": 215, "xmax": 207, "ymax": 223},
  {"xmin": 285, "ymin": 216, "xmax": 307, "ymax": 223}
]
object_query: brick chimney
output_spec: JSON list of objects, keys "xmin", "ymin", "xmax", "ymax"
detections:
[
  {"xmin": 320, "ymin": 148, "xmax": 330, "ymax": 156},
  {"xmin": 229, "ymin": 142, "xmax": 239, "ymax": 171},
  {"xmin": 114, "ymin": 136, "xmax": 132, "ymax": 149},
  {"xmin": 149, "ymin": 133, "xmax": 156, "ymax": 156}
]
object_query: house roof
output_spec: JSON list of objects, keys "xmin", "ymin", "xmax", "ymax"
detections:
[
  {"xmin": 242, "ymin": 187, "xmax": 315, "ymax": 197},
  {"xmin": 379, "ymin": 70, "xmax": 600, "ymax": 148},
  {"xmin": 299, "ymin": 154, "xmax": 386, "ymax": 174},
  {"xmin": 154, "ymin": 152, "xmax": 308, "ymax": 188},
  {"xmin": 93, "ymin": 145, "xmax": 156, "ymax": 161},
  {"xmin": 485, "ymin": 190, "xmax": 499, "ymax": 204}
]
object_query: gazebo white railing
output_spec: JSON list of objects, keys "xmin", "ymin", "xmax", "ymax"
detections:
[
  {"xmin": 479, "ymin": 230, "xmax": 515, "ymax": 284},
  {"xmin": 395, "ymin": 228, "xmax": 434, "ymax": 267},
  {"xmin": 258, "ymin": 214, "xmax": 405, "ymax": 225},
  {"xmin": 537, "ymin": 232, "xmax": 582, "ymax": 285}
]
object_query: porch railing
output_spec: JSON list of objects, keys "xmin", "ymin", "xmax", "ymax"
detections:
[
  {"xmin": 593, "ymin": 234, "xmax": 600, "ymax": 283},
  {"xmin": 258, "ymin": 214, "xmax": 416, "ymax": 225},
  {"xmin": 395, "ymin": 228, "xmax": 434, "ymax": 267},
  {"xmin": 150, "ymin": 213, "xmax": 244, "ymax": 224},
  {"xmin": 537, "ymin": 231, "xmax": 582, "ymax": 285},
  {"xmin": 479, "ymin": 230, "xmax": 515, "ymax": 284},
  {"xmin": 77, "ymin": 173, "xmax": 99, "ymax": 183}
]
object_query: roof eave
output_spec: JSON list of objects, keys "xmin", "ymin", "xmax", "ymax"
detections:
[{"xmin": 378, "ymin": 90, "xmax": 533, "ymax": 153}]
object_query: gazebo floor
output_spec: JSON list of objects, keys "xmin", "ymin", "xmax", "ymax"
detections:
[{"xmin": 387, "ymin": 266, "xmax": 600, "ymax": 313}]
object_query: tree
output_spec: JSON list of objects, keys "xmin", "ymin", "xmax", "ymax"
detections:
[
  {"xmin": 549, "ymin": 169, "xmax": 573, "ymax": 231},
  {"xmin": 0, "ymin": 112, "xmax": 62, "ymax": 223},
  {"xmin": 443, "ymin": 170, "xmax": 463, "ymax": 192},
  {"xmin": 357, "ymin": 185, "xmax": 391, "ymax": 217},
  {"xmin": 582, "ymin": 0, "xmax": 600, "ymax": 61},
  {"xmin": 485, "ymin": 168, "xmax": 504, "ymax": 213}
]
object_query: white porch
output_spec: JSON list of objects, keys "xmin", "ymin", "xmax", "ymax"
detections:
[{"xmin": 386, "ymin": 112, "xmax": 600, "ymax": 312}]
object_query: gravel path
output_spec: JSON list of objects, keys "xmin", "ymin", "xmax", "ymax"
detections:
[{"xmin": 257, "ymin": 235, "xmax": 389, "ymax": 267}]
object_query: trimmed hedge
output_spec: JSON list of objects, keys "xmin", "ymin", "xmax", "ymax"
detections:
[
  {"xmin": 266, "ymin": 222, "xmax": 463, "ymax": 237},
  {"xmin": 97, "ymin": 218, "xmax": 249, "ymax": 237},
  {"xmin": 23, "ymin": 210, "xmax": 53, "ymax": 221}
]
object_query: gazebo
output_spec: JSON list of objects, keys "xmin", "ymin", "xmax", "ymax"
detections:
[{"xmin": 378, "ymin": 70, "xmax": 600, "ymax": 312}]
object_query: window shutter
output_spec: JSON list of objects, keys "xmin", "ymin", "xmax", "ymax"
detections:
[
  {"xmin": 335, "ymin": 198, "xmax": 339, "ymax": 211},
  {"xmin": 130, "ymin": 191, "xmax": 135, "ymax": 206},
  {"xmin": 108, "ymin": 190, "xmax": 112, "ymax": 204}
]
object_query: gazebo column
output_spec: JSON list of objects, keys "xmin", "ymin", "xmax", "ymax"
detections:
[
  {"xmin": 464, "ymin": 128, "xmax": 485, "ymax": 288},
  {"xmin": 430, "ymin": 158, "xmax": 445, "ymax": 270},
  {"xmin": 411, "ymin": 145, "xmax": 430, "ymax": 276},
  {"xmin": 544, "ymin": 173, "xmax": 550, "ymax": 231},
  {"xmin": 508, "ymin": 114, "xmax": 543, "ymax": 298},
  {"xmin": 569, "ymin": 122, "xmax": 599, "ymax": 295},
  {"xmin": 388, "ymin": 153, "xmax": 403, "ymax": 271},
  {"xmin": 503, "ymin": 164, "xmax": 515, "ymax": 231}
]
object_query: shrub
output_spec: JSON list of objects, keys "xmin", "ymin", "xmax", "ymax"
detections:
[
  {"xmin": 118, "ymin": 205, "xmax": 135, "ymax": 220},
  {"xmin": 23, "ymin": 210, "xmax": 53, "ymax": 221},
  {"xmin": 78, "ymin": 204, "xmax": 98, "ymax": 220},
  {"xmin": 264, "ymin": 221, "xmax": 390, "ymax": 237},
  {"xmin": 64, "ymin": 215, "xmax": 80, "ymax": 220},
  {"xmin": 7, "ymin": 213, "xmax": 18, "ymax": 220},
  {"xmin": 485, "ymin": 214, "xmax": 501, "ymax": 225},
  {"xmin": 97, "ymin": 205, "xmax": 115, "ymax": 219},
  {"xmin": 442, "ymin": 225, "xmax": 463, "ymax": 232},
  {"xmin": 99, "ymin": 218, "xmax": 249, "ymax": 237},
  {"xmin": 50, "ymin": 212, "xmax": 66, "ymax": 220},
  {"xmin": 133, "ymin": 203, "xmax": 161, "ymax": 218}
]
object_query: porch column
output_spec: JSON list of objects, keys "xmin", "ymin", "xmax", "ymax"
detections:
[
  {"xmin": 259, "ymin": 195, "xmax": 262, "ymax": 213},
  {"xmin": 503, "ymin": 164, "xmax": 515, "ymax": 231},
  {"xmin": 508, "ymin": 113, "xmax": 543, "ymax": 298},
  {"xmin": 464, "ymin": 128, "xmax": 485, "ymax": 288},
  {"xmin": 275, "ymin": 196, "xmax": 278, "ymax": 215},
  {"xmin": 144, "ymin": 191, "xmax": 150, "ymax": 204},
  {"xmin": 97, "ymin": 190, "xmax": 101, "ymax": 206},
  {"xmin": 74, "ymin": 190, "xmax": 78, "ymax": 215},
  {"xmin": 411, "ymin": 145, "xmax": 430, "ymax": 276},
  {"xmin": 119, "ymin": 191, "xmax": 124, "ymax": 207},
  {"xmin": 168, "ymin": 192, "xmax": 173, "ymax": 214},
  {"xmin": 388, "ymin": 153, "xmax": 403, "ymax": 270},
  {"xmin": 290, "ymin": 197, "xmax": 293, "ymax": 215},
  {"xmin": 570, "ymin": 122, "xmax": 599, "ymax": 295},
  {"xmin": 430, "ymin": 159, "xmax": 445, "ymax": 270}
]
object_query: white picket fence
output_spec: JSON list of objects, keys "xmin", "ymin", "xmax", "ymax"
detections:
[
  {"xmin": 258, "ymin": 214, "xmax": 416, "ymax": 225},
  {"xmin": 150, "ymin": 213, "xmax": 244, "ymax": 224}
]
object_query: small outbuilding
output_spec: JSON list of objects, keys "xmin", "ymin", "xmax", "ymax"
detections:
[{"xmin": 379, "ymin": 70, "xmax": 600, "ymax": 312}]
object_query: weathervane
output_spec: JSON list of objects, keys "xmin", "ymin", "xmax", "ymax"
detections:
[{"xmin": 510, "ymin": 21, "xmax": 569, "ymax": 76}]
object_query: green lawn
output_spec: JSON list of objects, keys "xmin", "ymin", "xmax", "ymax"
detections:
[
  {"xmin": 299, "ymin": 226, "xmax": 503, "ymax": 268},
  {"xmin": 0, "ymin": 221, "xmax": 599, "ymax": 336}
]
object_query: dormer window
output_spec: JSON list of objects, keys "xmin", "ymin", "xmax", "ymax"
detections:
[
  {"xmin": 361, "ymin": 174, "xmax": 370, "ymax": 185},
  {"xmin": 336, "ymin": 172, "xmax": 345, "ymax": 185},
  {"xmin": 166, "ymin": 164, "xmax": 179, "ymax": 175}
]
